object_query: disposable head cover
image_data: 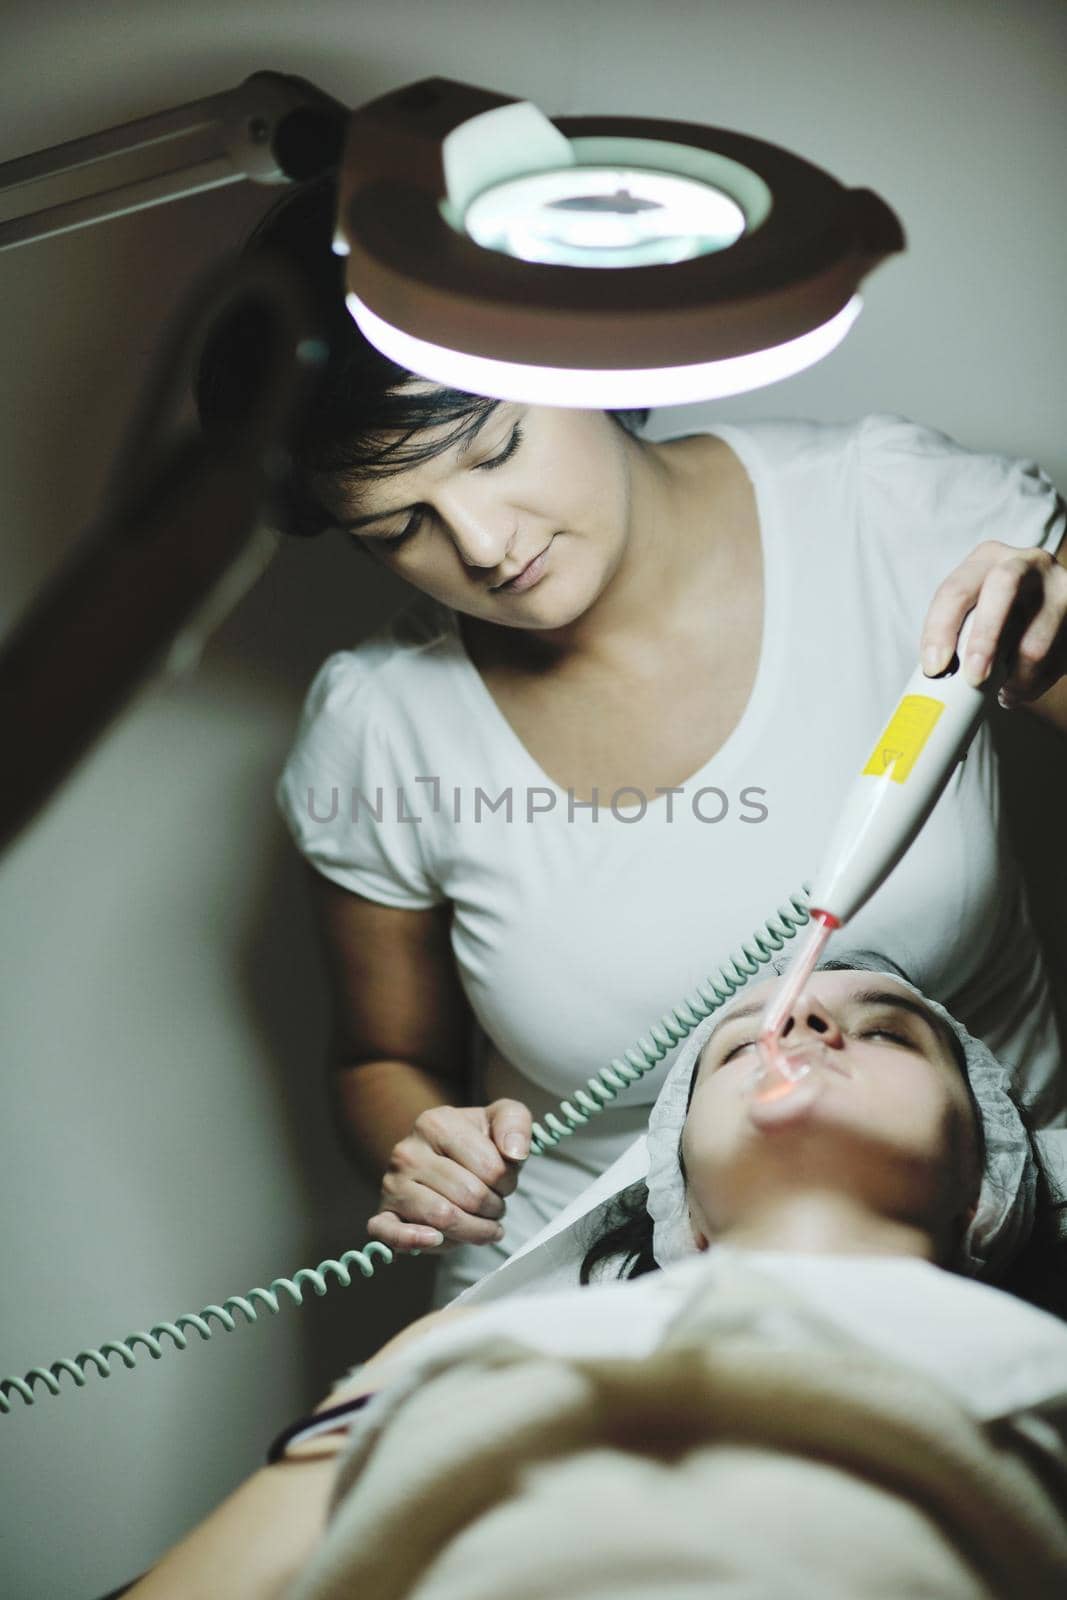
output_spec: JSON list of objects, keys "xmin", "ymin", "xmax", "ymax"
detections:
[{"xmin": 455, "ymin": 949, "xmax": 1044, "ymax": 1312}]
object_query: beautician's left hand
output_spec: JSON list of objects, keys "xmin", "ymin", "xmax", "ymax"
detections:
[{"xmin": 920, "ymin": 540, "xmax": 1067, "ymax": 708}]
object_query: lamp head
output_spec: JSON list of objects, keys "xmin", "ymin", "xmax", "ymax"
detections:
[{"xmin": 333, "ymin": 77, "xmax": 904, "ymax": 406}]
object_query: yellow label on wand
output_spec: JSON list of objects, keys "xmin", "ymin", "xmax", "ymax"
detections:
[{"xmin": 861, "ymin": 695, "xmax": 945, "ymax": 784}]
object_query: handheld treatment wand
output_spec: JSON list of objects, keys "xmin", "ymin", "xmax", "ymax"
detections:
[
  {"xmin": 807, "ymin": 611, "xmax": 1005, "ymax": 929},
  {"xmin": 756, "ymin": 613, "xmax": 1006, "ymax": 1081}
]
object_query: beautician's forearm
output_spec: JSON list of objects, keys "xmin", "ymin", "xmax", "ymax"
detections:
[
  {"xmin": 125, "ymin": 1458, "xmax": 337, "ymax": 1600},
  {"xmin": 126, "ymin": 1300, "xmax": 476, "ymax": 1600},
  {"xmin": 330, "ymin": 1057, "xmax": 456, "ymax": 1180}
]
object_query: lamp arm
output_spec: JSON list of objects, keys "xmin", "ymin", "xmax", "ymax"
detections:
[{"xmin": 0, "ymin": 70, "xmax": 349, "ymax": 250}]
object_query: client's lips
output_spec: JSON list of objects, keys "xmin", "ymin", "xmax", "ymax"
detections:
[
  {"xmin": 493, "ymin": 539, "xmax": 553, "ymax": 593},
  {"xmin": 747, "ymin": 1041, "xmax": 851, "ymax": 1105}
]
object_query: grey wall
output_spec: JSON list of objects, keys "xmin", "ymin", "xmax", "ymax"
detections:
[{"xmin": 1, "ymin": 2, "xmax": 1065, "ymax": 1595}]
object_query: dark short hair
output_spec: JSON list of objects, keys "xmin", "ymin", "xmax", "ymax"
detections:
[{"xmin": 194, "ymin": 176, "xmax": 651, "ymax": 539}]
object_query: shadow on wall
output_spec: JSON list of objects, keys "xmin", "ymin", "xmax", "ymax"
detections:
[{"xmin": 210, "ymin": 513, "xmax": 412, "ymax": 698}]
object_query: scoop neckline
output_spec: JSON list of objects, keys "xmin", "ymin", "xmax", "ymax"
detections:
[{"xmin": 445, "ymin": 421, "xmax": 786, "ymax": 813}]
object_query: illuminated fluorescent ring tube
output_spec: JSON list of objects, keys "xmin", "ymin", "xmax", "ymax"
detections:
[{"xmin": 346, "ymin": 289, "xmax": 863, "ymax": 407}]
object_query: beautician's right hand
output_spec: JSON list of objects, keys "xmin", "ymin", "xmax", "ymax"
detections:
[{"xmin": 366, "ymin": 1099, "xmax": 532, "ymax": 1253}]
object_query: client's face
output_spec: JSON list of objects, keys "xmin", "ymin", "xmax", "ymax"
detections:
[{"xmin": 681, "ymin": 970, "xmax": 981, "ymax": 1253}]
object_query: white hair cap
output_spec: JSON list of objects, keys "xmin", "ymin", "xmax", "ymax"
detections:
[{"xmin": 646, "ymin": 949, "xmax": 1038, "ymax": 1282}]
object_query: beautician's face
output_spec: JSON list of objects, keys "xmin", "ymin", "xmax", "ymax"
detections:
[
  {"xmin": 681, "ymin": 971, "xmax": 981, "ymax": 1246},
  {"xmin": 317, "ymin": 386, "xmax": 639, "ymax": 630}
]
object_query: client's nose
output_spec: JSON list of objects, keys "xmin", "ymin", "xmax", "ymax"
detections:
[{"xmin": 779, "ymin": 993, "xmax": 845, "ymax": 1049}]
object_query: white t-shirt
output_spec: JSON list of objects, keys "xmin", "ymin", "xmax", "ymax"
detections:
[{"xmin": 276, "ymin": 412, "xmax": 1067, "ymax": 1295}]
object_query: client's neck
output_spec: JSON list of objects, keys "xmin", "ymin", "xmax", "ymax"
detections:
[{"xmin": 716, "ymin": 1190, "xmax": 937, "ymax": 1262}]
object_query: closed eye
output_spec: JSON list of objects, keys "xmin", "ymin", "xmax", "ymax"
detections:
[
  {"xmin": 718, "ymin": 1027, "xmax": 913, "ymax": 1067},
  {"xmin": 378, "ymin": 423, "xmax": 525, "ymax": 549},
  {"xmin": 477, "ymin": 421, "xmax": 524, "ymax": 473}
]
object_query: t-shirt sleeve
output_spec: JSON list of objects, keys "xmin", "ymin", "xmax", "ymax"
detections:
[
  {"xmin": 857, "ymin": 412, "xmax": 1066, "ymax": 592},
  {"xmin": 275, "ymin": 651, "xmax": 445, "ymax": 910}
]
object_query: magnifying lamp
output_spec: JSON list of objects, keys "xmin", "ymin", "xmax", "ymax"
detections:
[
  {"xmin": 336, "ymin": 76, "xmax": 903, "ymax": 406},
  {"xmin": 0, "ymin": 70, "xmax": 903, "ymax": 850},
  {"xmin": 1, "ymin": 70, "xmax": 904, "ymax": 405}
]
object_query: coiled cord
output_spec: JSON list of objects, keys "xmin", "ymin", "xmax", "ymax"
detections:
[
  {"xmin": 0, "ymin": 1246, "xmax": 394, "ymax": 1414},
  {"xmin": 1, "ymin": 884, "xmax": 811, "ymax": 1413},
  {"xmin": 530, "ymin": 885, "xmax": 812, "ymax": 1152}
]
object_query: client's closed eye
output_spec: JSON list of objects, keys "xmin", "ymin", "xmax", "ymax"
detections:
[
  {"xmin": 718, "ymin": 1026, "xmax": 913, "ymax": 1067},
  {"xmin": 719, "ymin": 1039, "xmax": 757, "ymax": 1065}
]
